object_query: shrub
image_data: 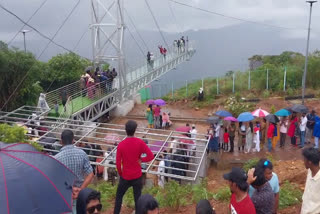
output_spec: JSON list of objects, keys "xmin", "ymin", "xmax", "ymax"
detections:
[
  {"xmin": 161, "ymin": 181, "xmax": 191, "ymax": 210},
  {"xmin": 263, "ymin": 90, "xmax": 270, "ymax": 98},
  {"xmin": 279, "ymin": 181, "xmax": 303, "ymax": 209},
  {"xmin": 192, "ymin": 179, "xmax": 214, "ymax": 203},
  {"xmin": 271, "ymin": 105, "xmax": 276, "ymax": 114},
  {"xmin": 224, "ymin": 97, "xmax": 255, "ymax": 117},
  {"xmin": 88, "ymin": 182, "xmax": 117, "ymax": 209},
  {"xmin": 0, "ymin": 124, "xmax": 42, "ymax": 151},
  {"xmin": 213, "ymin": 186, "xmax": 231, "ymax": 202},
  {"xmin": 243, "ymin": 158, "xmax": 259, "ymax": 172}
]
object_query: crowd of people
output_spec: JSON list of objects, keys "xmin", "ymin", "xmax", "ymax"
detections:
[
  {"xmin": 207, "ymin": 110, "xmax": 319, "ymax": 154},
  {"xmin": 223, "ymin": 147, "xmax": 320, "ymax": 214},
  {"xmin": 79, "ymin": 67, "xmax": 118, "ymax": 99},
  {"xmin": 146, "ymin": 104, "xmax": 172, "ymax": 129}
]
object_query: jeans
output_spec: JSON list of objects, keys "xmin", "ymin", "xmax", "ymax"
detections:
[
  {"xmin": 306, "ymin": 127, "xmax": 314, "ymax": 143},
  {"xmin": 300, "ymin": 131, "xmax": 306, "ymax": 147},
  {"xmin": 114, "ymin": 176, "xmax": 143, "ymax": 214},
  {"xmin": 315, "ymin": 137, "xmax": 319, "ymax": 149},
  {"xmin": 291, "ymin": 136, "xmax": 296, "ymax": 145},
  {"xmin": 268, "ymin": 138, "xmax": 272, "ymax": 152}
]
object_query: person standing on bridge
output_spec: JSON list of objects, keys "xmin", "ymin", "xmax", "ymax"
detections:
[
  {"xmin": 114, "ymin": 120, "xmax": 154, "ymax": 214},
  {"xmin": 163, "ymin": 48, "xmax": 167, "ymax": 61}
]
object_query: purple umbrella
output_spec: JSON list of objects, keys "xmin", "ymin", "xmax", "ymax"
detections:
[
  {"xmin": 145, "ymin": 99, "xmax": 155, "ymax": 105},
  {"xmin": 154, "ymin": 99, "xmax": 166, "ymax": 106},
  {"xmin": 149, "ymin": 141, "xmax": 169, "ymax": 153},
  {"xmin": 224, "ymin": 116, "xmax": 238, "ymax": 122}
]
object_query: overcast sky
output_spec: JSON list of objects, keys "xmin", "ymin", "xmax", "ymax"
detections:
[{"xmin": 1, "ymin": 0, "xmax": 320, "ymax": 60}]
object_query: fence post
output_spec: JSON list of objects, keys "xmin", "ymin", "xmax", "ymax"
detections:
[
  {"xmin": 266, "ymin": 69, "xmax": 269, "ymax": 90},
  {"xmin": 248, "ymin": 70, "xmax": 251, "ymax": 90},
  {"xmin": 186, "ymin": 80, "xmax": 188, "ymax": 98},
  {"xmin": 284, "ymin": 66, "xmax": 287, "ymax": 92},
  {"xmin": 232, "ymin": 73, "xmax": 235, "ymax": 93},
  {"xmin": 171, "ymin": 82, "xmax": 174, "ymax": 99},
  {"xmin": 202, "ymin": 78, "xmax": 204, "ymax": 89},
  {"xmin": 216, "ymin": 77, "xmax": 219, "ymax": 95}
]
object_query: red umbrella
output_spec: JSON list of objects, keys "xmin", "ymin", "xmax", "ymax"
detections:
[{"xmin": 175, "ymin": 126, "xmax": 191, "ymax": 133}]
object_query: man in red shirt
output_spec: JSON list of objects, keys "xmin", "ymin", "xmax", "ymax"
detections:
[
  {"xmin": 114, "ymin": 120, "xmax": 154, "ymax": 214},
  {"xmin": 224, "ymin": 167, "xmax": 256, "ymax": 214},
  {"xmin": 267, "ymin": 123, "xmax": 275, "ymax": 152}
]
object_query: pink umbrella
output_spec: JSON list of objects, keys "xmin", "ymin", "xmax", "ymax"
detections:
[
  {"xmin": 175, "ymin": 126, "xmax": 191, "ymax": 133},
  {"xmin": 104, "ymin": 134, "xmax": 122, "ymax": 145},
  {"xmin": 252, "ymin": 108, "xmax": 270, "ymax": 117},
  {"xmin": 145, "ymin": 99, "xmax": 155, "ymax": 105},
  {"xmin": 224, "ymin": 116, "xmax": 238, "ymax": 122}
]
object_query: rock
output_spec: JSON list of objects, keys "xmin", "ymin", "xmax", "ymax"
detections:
[{"xmin": 195, "ymin": 107, "xmax": 199, "ymax": 111}]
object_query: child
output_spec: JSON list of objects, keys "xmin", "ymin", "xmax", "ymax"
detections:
[
  {"xmin": 223, "ymin": 128, "xmax": 229, "ymax": 152},
  {"xmin": 54, "ymin": 101, "xmax": 59, "ymax": 117},
  {"xmin": 253, "ymin": 122, "xmax": 260, "ymax": 152}
]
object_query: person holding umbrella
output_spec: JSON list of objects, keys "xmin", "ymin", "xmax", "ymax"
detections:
[
  {"xmin": 267, "ymin": 122, "xmax": 275, "ymax": 152},
  {"xmin": 228, "ymin": 121, "xmax": 236, "ymax": 153},
  {"xmin": 299, "ymin": 113, "xmax": 308, "ymax": 148},
  {"xmin": 146, "ymin": 104, "xmax": 154, "ymax": 128},
  {"xmin": 279, "ymin": 116, "xmax": 288, "ymax": 148}
]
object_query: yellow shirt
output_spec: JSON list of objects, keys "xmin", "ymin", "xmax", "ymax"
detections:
[{"xmin": 301, "ymin": 169, "xmax": 320, "ymax": 214}]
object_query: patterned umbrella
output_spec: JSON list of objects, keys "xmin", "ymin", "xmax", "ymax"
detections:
[
  {"xmin": 104, "ymin": 134, "xmax": 122, "ymax": 145},
  {"xmin": 252, "ymin": 108, "xmax": 269, "ymax": 117}
]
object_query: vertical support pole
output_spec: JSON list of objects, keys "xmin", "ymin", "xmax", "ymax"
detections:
[
  {"xmin": 216, "ymin": 78, "xmax": 219, "ymax": 95},
  {"xmin": 186, "ymin": 80, "xmax": 188, "ymax": 98},
  {"xmin": 284, "ymin": 66, "xmax": 287, "ymax": 92},
  {"xmin": 171, "ymin": 81, "xmax": 174, "ymax": 99},
  {"xmin": 232, "ymin": 73, "xmax": 235, "ymax": 93},
  {"xmin": 248, "ymin": 70, "xmax": 251, "ymax": 90},
  {"xmin": 23, "ymin": 32, "xmax": 26, "ymax": 53},
  {"xmin": 202, "ymin": 78, "xmax": 204, "ymax": 89},
  {"xmin": 266, "ymin": 69, "xmax": 269, "ymax": 90}
]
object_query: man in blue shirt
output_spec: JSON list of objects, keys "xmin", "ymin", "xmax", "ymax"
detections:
[{"xmin": 249, "ymin": 159, "xmax": 279, "ymax": 214}]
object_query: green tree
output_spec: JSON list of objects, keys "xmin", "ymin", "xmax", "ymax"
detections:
[
  {"xmin": 41, "ymin": 53, "xmax": 91, "ymax": 91},
  {"xmin": 0, "ymin": 41, "xmax": 45, "ymax": 110}
]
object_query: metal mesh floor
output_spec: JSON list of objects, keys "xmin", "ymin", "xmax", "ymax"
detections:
[{"xmin": 0, "ymin": 106, "xmax": 209, "ymax": 181}]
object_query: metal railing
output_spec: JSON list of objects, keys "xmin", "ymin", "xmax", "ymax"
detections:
[{"xmin": 0, "ymin": 111, "xmax": 209, "ymax": 181}]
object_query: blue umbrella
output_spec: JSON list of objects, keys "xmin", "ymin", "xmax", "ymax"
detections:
[
  {"xmin": 0, "ymin": 142, "xmax": 76, "ymax": 214},
  {"xmin": 237, "ymin": 112, "xmax": 254, "ymax": 122},
  {"xmin": 215, "ymin": 110, "xmax": 232, "ymax": 117},
  {"xmin": 275, "ymin": 109, "xmax": 292, "ymax": 117}
]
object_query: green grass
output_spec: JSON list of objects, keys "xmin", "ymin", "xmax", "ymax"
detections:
[{"xmin": 279, "ymin": 181, "xmax": 303, "ymax": 209}]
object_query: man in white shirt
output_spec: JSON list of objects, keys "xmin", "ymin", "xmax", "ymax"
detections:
[
  {"xmin": 300, "ymin": 113, "xmax": 308, "ymax": 148},
  {"xmin": 190, "ymin": 125, "xmax": 198, "ymax": 155},
  {"xmin": 301, "ymin": 147, "xmax": 320, "ymax": 214}
]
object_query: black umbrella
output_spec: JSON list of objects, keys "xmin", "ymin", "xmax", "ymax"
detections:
[
  {"xmin": 207, "ymin": 116, "xmax": 219, "ymax": 124},
  {"xmin": 291, "ymin": 104, "xmax": 309, "ymax": 113},
  {"xmin": 265, "ymin": 114, "xmax": 280, "ymax": 124}
]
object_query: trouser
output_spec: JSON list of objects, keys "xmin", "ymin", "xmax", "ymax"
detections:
[
  {"xmin": 291, "ymin": 136, "xmax": 296, "ymax": 145},
  {"xmin": 224, "ymin": 143, "xmax": 228, "ymax": 151},
  {"xmin": 306, "ymin": 127, "xmax": 313, "ymax": 143},
  {"xmin": 315, "ymin": 137, "xmax": 319, "ymax": 149},
  {"xmin": 154, "ymin": 116, "xmax": 160, "ymax": 128},
  {"xmin": 114, "ymin": 176, "xmax": 143, "ymax": 214},
  {"xmin": 280, "ymin": 133, "xmax": 286, "ymax": 147},
  {"xmin": 229, "ymin": 136, "xmax": 235, "ymax": 152},
  {"xmin": 300, "ymin": 131, "xmax": 306, "ymax": 147},
  {"xmin": 268, "ymin": 138, "xmax": 272, "ymax": 152}
]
